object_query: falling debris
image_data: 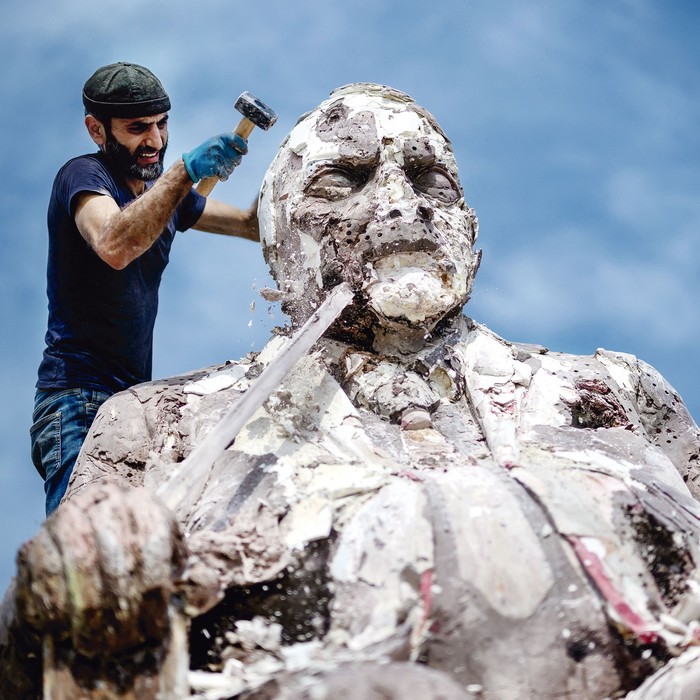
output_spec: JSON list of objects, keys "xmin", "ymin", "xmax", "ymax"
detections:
[{"xmin": 260, "ymin": 287, "xmax": 285, "ymax": 302}]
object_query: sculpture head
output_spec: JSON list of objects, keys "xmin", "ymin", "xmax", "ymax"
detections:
[{"xmin": 260, "ymin": 83, "xmax": 480, "ymax": 345}]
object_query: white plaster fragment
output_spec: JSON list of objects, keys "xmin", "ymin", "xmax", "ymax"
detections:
[
  {"xmin": 366, "ymin": 252, "xmax": 465, "ymax": 324},
  {"xmin": 227, "ymin": 617, "xmax": 282, "ymax": 652},
  {"xmin": 184, "ymin": 365, "xmax": 248, "ymax": 396},
  {"xmin": 280, "ymin": 640, "xmax": 325, "ymax": 672},
  {"xmin": 595, "ymin": 349, "xmax": 637, "ymax": 393},
  {"xmin": 282, "ymin": 494, "xmax": 333, "ymax": 550},
  {"xmin": 259, "ymin": 287, "xmax": 284, "ymax": 302}
]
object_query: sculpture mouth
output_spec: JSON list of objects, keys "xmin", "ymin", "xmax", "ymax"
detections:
[
  {"xmin": 362, "ymin": 251, "xmax": 465, "ymax": 325},
  {"xmin": 364, "ymin": 248, "xmax": 458, "ymax": 284},
  {"xmin": 369, "ymin": 238, "xmax": 440, "ymax": 259}
]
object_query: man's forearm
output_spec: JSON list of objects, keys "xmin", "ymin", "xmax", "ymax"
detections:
[
  {"xmin": 192, "ymin": 198, "xmax": 260, "ymax": 242},
  {"xmin": 101, "ymin": 160, "xmax": 193, "ymax": 268}
]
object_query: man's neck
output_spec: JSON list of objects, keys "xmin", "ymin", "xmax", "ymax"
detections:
[{"xmin": 124, "ymin": 177, "xmax": 147, "ymax": 197}]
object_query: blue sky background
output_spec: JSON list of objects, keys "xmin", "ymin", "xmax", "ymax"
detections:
[{"xmin": 1, "ymin": 1, "xmax": 699, "ymax": 591}]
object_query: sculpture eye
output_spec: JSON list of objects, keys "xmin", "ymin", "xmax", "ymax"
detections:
[
  {"xmin": 411, "ymin": 167, "xmax": 460, "ymax": 203},
  {"xmin": 306, "ymin": 167, "xmax": 368, "ymax": 200}
]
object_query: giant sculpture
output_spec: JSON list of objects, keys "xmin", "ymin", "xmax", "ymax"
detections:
[{"xmin": 3, "ymin": 83, "xmax": 700, "ymax": 699}]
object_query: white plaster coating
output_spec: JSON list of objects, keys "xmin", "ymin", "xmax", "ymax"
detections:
[
  {"xmin": 282, "ymin": 494, "xmax": 333, "ymax": 550},
  {"xmin": 258, "ymin": 167, "xmax": 276, "ymax": 246},
  {"xmin": 373, "ymin": 106, "xmax": 425, "ymax": 143},
  {"xmin": 184, "ymin": 365, "xmax": 248, "ymax": 395},
  {"xmin": 366, "ymin": 253, "xmax": 465, "ymax": 323},
  {"xmin": 443, "ymin": 468, "xmax": 554, "ymax": 619},
  {"xmin": 297, "ymin": 231, "xmax": 323, "ymax": 289}
]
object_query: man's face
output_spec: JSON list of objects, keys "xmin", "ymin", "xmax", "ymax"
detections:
[
  {"xmin": 261, "ymin": 86, "xmax": 479, "ymax": 338},
  {"xmin": 103, "ymin": 113, "xmax": 169, "ymax": 181}
]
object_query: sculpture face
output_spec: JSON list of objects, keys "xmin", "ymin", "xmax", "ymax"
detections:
[{"xmin": 260, "ymin": 84, "xmax": 480, "ymax": 337}]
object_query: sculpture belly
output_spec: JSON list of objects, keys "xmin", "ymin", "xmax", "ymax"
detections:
[
  {"xmin": 328, "ymin": 455, "xmax": 626, "ymax": 697},
  {"xmin": 423, "ymin": 467, "xmax": 625, "ymax": 697},
  {"xmin": 326, "ymin": 408, "xmax": 698, "ymax": 697}
]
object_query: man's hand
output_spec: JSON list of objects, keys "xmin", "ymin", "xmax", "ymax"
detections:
[{"xmin": 182, "ymin": 133, "xmax": 248, "ymax": 183}]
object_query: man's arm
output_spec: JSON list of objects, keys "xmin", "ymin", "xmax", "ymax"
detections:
[
  {"xmin": 74, "ymin": 160, "xmax": 193, "ymax": 270},
  {"xmin": 192, "ymin": 197, "xmax": 260, "ymax": 242},
  {"xmin": 74, "ymin": 133, "xmax": 249, "ymax": 270}
]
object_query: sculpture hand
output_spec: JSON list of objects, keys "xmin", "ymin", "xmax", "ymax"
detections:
[{"xmin": 16, "ymin": 483, "xmax": 186, "ymax": 656}]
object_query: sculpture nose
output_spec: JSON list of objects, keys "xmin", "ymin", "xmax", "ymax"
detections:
[
  {"xmin": 370, "ymin": 195, "xmax": 435, "ymax": 229},
  {"xmin": 378, "ymin": 202, "xmax": 434, "ymax": 225},
  {"xmin": 370, "ymin": 164, "xmax": 432, "ymax": 223},
  {"xmin": 389, "ymin": 204, "xmax": 435, "ymax": 221}
]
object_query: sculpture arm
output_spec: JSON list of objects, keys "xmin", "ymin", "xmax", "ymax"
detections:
[{"xmin": 0, "ymin": 484, "xmax": 187, "ymax": 698}]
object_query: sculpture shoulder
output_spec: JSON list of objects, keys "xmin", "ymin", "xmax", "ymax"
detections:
[
  {"xmin": 68, "ymin": 354, "xmax": 264, "ymax": 500},
  {"xmin": 461, "ymin": 319, "xmax": 700, "ymax": 499},
  {"xmin": 462, "ymin": 319, "xmax": 697, "ymax": 432},
  {"xmin": 595, "ymin": 348, "xmax": 700, "ymax": 497}
]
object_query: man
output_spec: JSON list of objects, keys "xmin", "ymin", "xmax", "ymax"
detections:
[
  {"xmin": 7, "ymin": 83, "xmax": 700, "ymax": 698},
  {"xmin": 30, "ymin": 62, "xmax": 259, "ymax": 515}
]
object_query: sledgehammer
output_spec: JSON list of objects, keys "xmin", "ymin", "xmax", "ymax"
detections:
[{"xmin": 196, "ymin": 91, "xmax": 278, "ymax": 196}]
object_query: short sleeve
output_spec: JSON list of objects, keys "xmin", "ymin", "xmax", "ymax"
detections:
[
  {"xmin": 54, "ymin": 156, "xmax": 118, "ymax": 218},
  {"xmin": 175, "ymin": 188, "xmax": 207, "ymax": 232}
]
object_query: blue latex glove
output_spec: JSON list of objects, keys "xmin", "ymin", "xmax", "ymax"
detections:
[{"xmin": 182, "ymin": 133, "xmax": 248, "ymax": 183}]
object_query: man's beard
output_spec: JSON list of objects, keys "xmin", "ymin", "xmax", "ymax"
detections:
[{"xmin": 103, "ymin": 129, "xmax": 167, "ymax": 182}]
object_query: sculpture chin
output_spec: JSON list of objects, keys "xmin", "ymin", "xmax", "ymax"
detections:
[{"xmin": 364, "ymin": 252, "xmax": 468, "ymax": 331}]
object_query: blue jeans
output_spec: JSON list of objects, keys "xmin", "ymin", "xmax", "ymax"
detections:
[{"xmin": 30, "ymin": 388, "xmax": 112, "ymax": 515}]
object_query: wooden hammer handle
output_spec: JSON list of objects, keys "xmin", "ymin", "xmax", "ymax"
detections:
[{"xmin": 195, "ymin": 117, "xmax": 255, "ymax": 197}]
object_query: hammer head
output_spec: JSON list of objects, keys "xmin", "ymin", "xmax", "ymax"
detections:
[{"xmin": 235, "ymin": 92, "xmax": 278, "ymax": 130}]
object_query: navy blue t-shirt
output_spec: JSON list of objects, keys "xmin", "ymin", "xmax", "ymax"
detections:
[{"xmin": 37, "ymin": 153, "xmax": 206, "ymax": 393}]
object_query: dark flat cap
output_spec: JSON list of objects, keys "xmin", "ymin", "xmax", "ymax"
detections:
[{"xmin": 83, "ymin": 62, "xmax": 171, "ymax": 119}]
